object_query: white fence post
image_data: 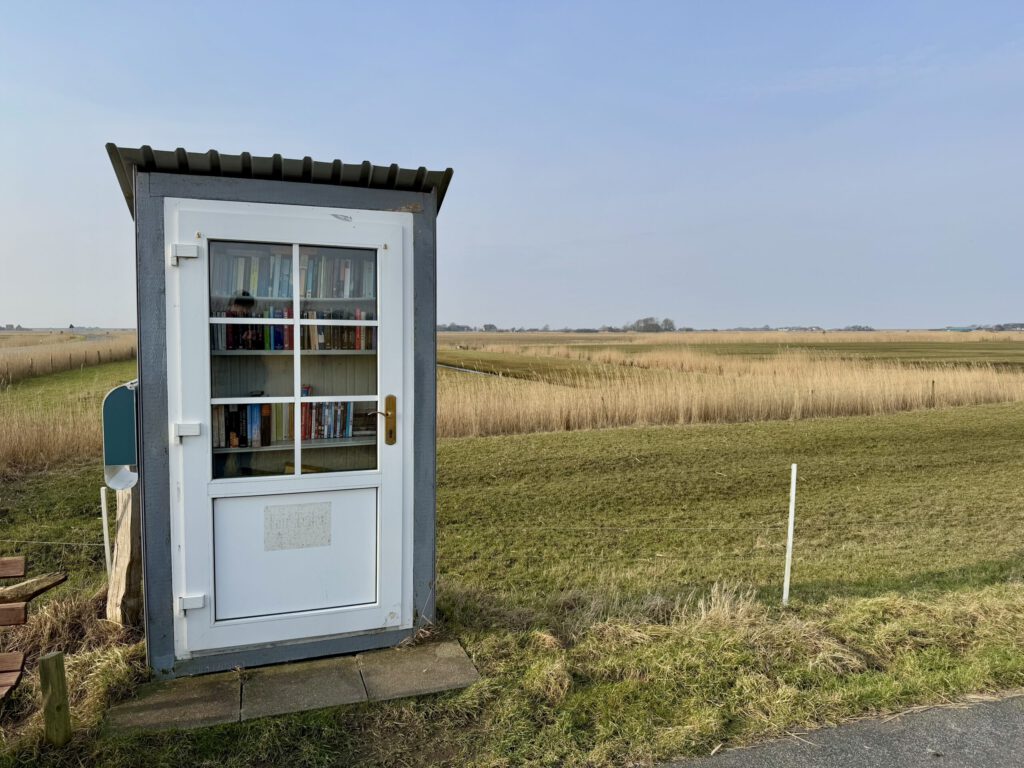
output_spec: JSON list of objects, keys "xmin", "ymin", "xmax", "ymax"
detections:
[
  {"xmin": 782, "ymin": 464, "xmax": 797, "ymax": 607},
  {"xmin": 99, "ymin": 487, "xmax": 112, "ymax": 578}
]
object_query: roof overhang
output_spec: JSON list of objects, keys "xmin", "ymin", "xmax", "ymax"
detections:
[{"xmin": 106, "ymin": 143, "xmax": 453, "ymax": 218}]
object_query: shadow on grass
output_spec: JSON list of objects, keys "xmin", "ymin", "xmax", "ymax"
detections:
[
  {"xmin": 793, "ymin": 553, "xmax": 1024, "ymax": 603},
  {"xmin": 438, "ymin": 553, "xmax": 1024, "ymax": 636}
]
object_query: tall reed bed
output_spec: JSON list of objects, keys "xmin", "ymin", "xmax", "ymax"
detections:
[
  {"xmin": 0, "ymin": 392, "xmax": 104, "ymax": 474},
  {"xmin": 0, "ymin": 334, "xmax": 136, "ymax": 386},
  {"xmin": 437, "ymin": 351, "xmax": 1024, "ymax": 437},
  {"xmin": 0, "ymin": 361, "xmax": 136, "ymax": 475}
]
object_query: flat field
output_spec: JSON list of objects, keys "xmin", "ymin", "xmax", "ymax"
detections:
[
  {"xmin": 2, "ymin": 333, "xmax": 1024, "ymax": 766},
  {"xmin": 438, "ymin": 331, "xmax": 1024, "ymax": 437},
  {"xmin": 0, "ymin": 330, "xmax": 136, "ymax": 387}
]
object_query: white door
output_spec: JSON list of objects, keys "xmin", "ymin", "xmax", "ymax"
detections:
[{"xmin": 164, "ymin": 198, "xmax": 414, "ymax": 657}]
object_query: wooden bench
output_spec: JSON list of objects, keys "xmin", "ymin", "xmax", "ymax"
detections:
[{"xmin": 0, "ymin": 556, "xmax": 66, "ymax": 701}]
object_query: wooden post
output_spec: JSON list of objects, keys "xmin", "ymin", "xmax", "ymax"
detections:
[
  {"xmin": 106, "ymin": 488, "xmax": 143, "ymax": 626},
  {"xmin": 39, "ymin": 652, "xmax": 71, "ymax": 746}
]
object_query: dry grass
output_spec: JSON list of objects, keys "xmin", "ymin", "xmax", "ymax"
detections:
[
  {"xmin": 0, "ymin": 362, "xmax": 136, "ymax": 476},
  {"xmin": 0, "ymin": 400, "xmax": 105, "ymax": 476},
  {"xmin": 0, "ymin": 332, "xmax": 136, "ymax": 387},
  {"xmin": 0, "ymin": 332, "xmax": 83, "ymax": 350},
  {"xmin": 0, "ymin": 591, "xmax": 145, "ymax": 752},
  {"xmin": 438, "ymin": 349, "xmax": 1024, "ymax": 437},
  {"xmin": 441, "ymin": 329, "xmax": 1024, "ymax": 348}
]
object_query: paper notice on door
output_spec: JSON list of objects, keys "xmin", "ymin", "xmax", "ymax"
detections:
[{"xmin": 264, "ymin": 501, "xmax": 332, "ymax": 551}]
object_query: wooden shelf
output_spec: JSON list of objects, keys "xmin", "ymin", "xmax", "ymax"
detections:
[
  {"xmin": 211, "ymin": 294, "xmax": 290, "ymax": 301},
  {"xmin": 211, "ymin": 349, "xmax": 376, "ymax": 356},
  {"xmin": 213, "ymin": 435, "xmax": 376, "ymax": 454},
  {"xmin": 211, "ymin": 295, "xmax": 374, "ymax": 302},
  {"xmin": 301, "ymin": 297, "xmax": 375, "ymax": 302}
]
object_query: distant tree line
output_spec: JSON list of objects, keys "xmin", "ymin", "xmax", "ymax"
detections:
[{"xmin": 438, "ymin": 317, "xmax": 689, "ymax": 333}]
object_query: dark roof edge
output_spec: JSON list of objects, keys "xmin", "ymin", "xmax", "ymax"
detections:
[{"xmin": 106, "ymin": 143, "xmax": 453, "ymax": 217}]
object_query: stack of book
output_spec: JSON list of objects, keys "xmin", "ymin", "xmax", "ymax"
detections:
[
  {"xmin": 212, "ymin": 250, "xmax": 293, "ymax": 300},
  {"xmin": 301, "ymin": 310, "xmax": 376, "ymax": 351},
  {"xmin": 210, "ymin": 311, "xmax": 295, "ymax": 351},
  {"xmin": 301, "ymin": 402, "xmax": 354, "ymax": 440},
  {"xmin": 300, "ymin": 253, "xmax": 375, "ymax": 298},
  {"xmin": 212, "ymin": 403, "xmax": 294, "ymax": 449},
  {"xmin": 211, "ymin": 402, "xmax": 377, "ymax": 449}
]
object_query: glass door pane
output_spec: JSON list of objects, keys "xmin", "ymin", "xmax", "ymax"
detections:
[
  {"xmin": 299, "ymin": 325, "xmax": 376, "ymax": 396},
  {"xmin": 299, "ymin": 245, "xmax": 376, "ymax": 319},
  {"xmin": 210, "ymin": 324, "xmax": 294, "ymax": 398},
  {"xmin": 209, "ymin": 240, "xmax": 297, "ymax": 480},
  {"xmin": 211, "ymin": 402, "xmax": 295, "ymax": 479},
  {"xmin": 297, "ymin": 245, "xmax": 379, "ymax": 474},
  {"xmin": 210, "ymin": 241, "xmax": 293, "ymax": 317}
]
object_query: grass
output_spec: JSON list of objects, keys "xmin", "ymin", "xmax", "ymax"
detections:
[
  {"xmin": 0, "ymin": 362, "xmax": 137, "ymax": 475},
  {"xmin": 0, "ymin": 333, "xmax": 86, "ymax": 350},
  {"xmin": 3, "ymin": 341, "xmax": 1024, "ymax": 765},
  {"xmin": 0, "ymin": 332, "xmax": 136, "ymax": 387},
  {"xmin": 437, "ymin": 346, "xmax": 1024, "ymax": 437},
  {"xmin": 441, "ymin": 330, "xmax": 1024, "ymax": 366},
  {"xmin": 5, "ymin": 398, "xmax": 1024, "ymax": 765}
]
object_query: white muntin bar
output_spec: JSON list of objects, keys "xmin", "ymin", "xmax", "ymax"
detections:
[
  {"xmin": 782, "ymin": 463, "xmax": 797, "ymax": 607},
  {"xmin": 292, "ymin": 243, "xmax": 302, "ymax": 477}
]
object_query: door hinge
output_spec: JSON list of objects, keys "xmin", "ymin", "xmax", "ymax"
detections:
[
  {"xmin": 178, "ymin": 594, "xmax": 206, "ymax": 613},
  {"xmin": 169, "ymin": 243, "xmax": 200, "ymax": 267},
  {"xmin": 173, "ymin": 422, "xmax": 202, "ymax": 442}
]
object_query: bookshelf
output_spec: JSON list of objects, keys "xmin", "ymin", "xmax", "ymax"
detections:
[
  {"xmin": 208, "ymin": 240, "xmax": 381, "ymax": 479},
  {"xmin": 131, "ymin": 165, "xmax": 438, "ymax": 675},
  {"xmin": 212, "ymin": 350, "xmax": 375, "ymax": 356},
  {"xmin": 213, "ymin": 436, "xmax": 376, "ymax": 454}
]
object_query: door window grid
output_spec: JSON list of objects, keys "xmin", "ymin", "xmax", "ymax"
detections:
[{"xmin": 208, "ymin": 241, "xmax": 380, "ymax": 478}]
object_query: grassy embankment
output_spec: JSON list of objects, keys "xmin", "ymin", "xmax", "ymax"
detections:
[{"xmin": 3, "ymin": 345, "xmax": 1024, "ymax": 765}]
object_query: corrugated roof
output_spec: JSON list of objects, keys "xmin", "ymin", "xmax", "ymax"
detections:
[{"xmin": 106, "ymin": 143, "xmax": 453, "ymax": 215}]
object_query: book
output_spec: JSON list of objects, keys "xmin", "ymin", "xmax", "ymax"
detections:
[
  {"xmin": 237, "ymin": 405, "xmax": 247, "ymax": 448},
  {"xmin": 260, "ymin": 404, "xmax": 272, "ymax": 447}
]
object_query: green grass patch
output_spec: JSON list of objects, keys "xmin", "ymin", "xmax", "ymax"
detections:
[
  {"xmin": 439, "ymin": 348, "xmax": 612, "ymax": 380},
  {"xmin": 0, "ymin": 461, "xmax": 109, "ymax": 594},
  {"xmin": 0, "ymin": 361, "xmax": 137, "ymax": 407}
]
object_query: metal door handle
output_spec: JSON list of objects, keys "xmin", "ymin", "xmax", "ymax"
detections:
[{"xmin": 381, "ymin": 395, "xmax": 396, "ymax": 445}]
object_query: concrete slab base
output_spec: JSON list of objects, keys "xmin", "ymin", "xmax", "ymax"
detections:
[
  {"xmin": 241, "ymin": 655, "xmax": 365, "ymax": 721},
  {"xmin": 359, "ymin": 638, "xmax": 480, "ymax": 701},
  {"xmin": 105, "ymin": 670, "xmax": 241, "ymax": 733},
  {"xmin": 105, "ymin": 640, "xmax": 479, "ymax": 733}
]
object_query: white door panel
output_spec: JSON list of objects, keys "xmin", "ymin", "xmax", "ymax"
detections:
[
  {"xmin": 213, "ymin": 488, "xmax": 378, "ymax": 620},
  {"xmin": 164, "ymin": 199, "xmax": 412, "ymax": 657}
]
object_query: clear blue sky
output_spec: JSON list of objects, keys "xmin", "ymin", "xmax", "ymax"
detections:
[{"xmin": 2, "ymin": 1, "xmax": 1022, "ymax": 329}]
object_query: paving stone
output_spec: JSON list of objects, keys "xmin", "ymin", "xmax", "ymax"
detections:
[
  {"xmin": 105, "ymin": 670, "xmax": 240, "ymax": 733},
  {"xmin": 241, "ymin": 656, "xmax": 366, "ymax": 720},
  {"xmin": 358, "ymin": 640, "xmax": 479, "ymax": 702}
]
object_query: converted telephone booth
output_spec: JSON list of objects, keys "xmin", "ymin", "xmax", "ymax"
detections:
[{"xmin": 106, "ymin": 144, "xmax": 452, "ymax": 677}]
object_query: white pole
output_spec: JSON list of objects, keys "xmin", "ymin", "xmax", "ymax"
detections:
[
  {"xmin": 782, "ymin": 464, "xmax": 797, "ymax": 607},
  {"xmin": 100, "ymin": 487, "xmax": 112, "ymax": 578}
]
